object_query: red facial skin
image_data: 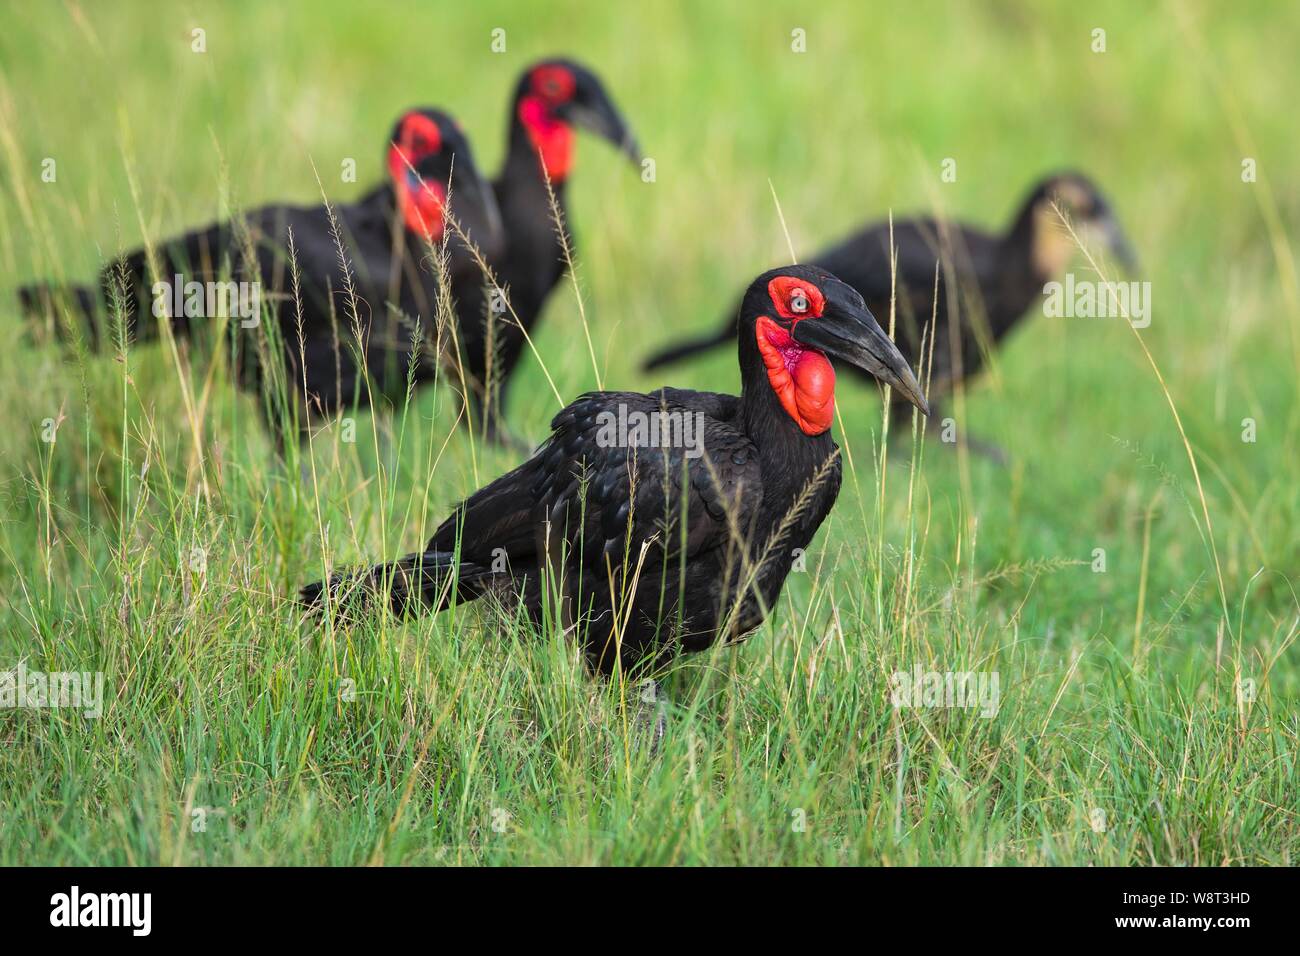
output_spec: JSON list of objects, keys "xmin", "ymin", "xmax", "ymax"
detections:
[
  {"xmin": 519, "ymin": 65, "xmax": 577, "ymax": 182},
  {"xmin": 387, "ymin": 113, "xmax": 446, "ymax": 238},
  {"xmin": 755, "ymin": 278, "xmax": 836, "ymax": 436},
  {"xmin": 767, "ymin": 275, "xmax": 826, "ymax": 319}
]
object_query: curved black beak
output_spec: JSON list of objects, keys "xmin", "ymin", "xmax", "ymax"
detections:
[
  {"xmin": 1099, "ymin": 213, "xmax": 1139, "ymax": 273},
  {"xmin": 560, "ymin": 87, "xmax": 641, "ymax": 166},
  {"xmin": 792, "ymin": 283, "xmax": 929, "ymax": 416}
]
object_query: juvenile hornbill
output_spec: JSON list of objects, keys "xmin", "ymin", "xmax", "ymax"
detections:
[
  {"xmin": 301, "ymin": 265, "xmax": 929, "ymax": 677},
  {"xmin": 642, "ymin": 172, "xmax": 1135, "ymax": 444},
  {"xmin": 456, "ymin": 58, "xmax": 641, "ymax": 447},
  {"xmin": 19, "ymin": 108, "xmax": 503, "ymax": 447}
]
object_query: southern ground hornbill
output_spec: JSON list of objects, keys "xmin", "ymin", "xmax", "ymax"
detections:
[
  {"xmin": 301, "ymin": 265, "xmax": 928, "ymax": 678},
  {"xmin": 642, "ymin": 172, "xmax": 1135, "ymax": 449},
  {"xmin": 19, "ymin": 108, "xmax": 503, "ymax": 448},
  {"xmin": 455, "ymin": 58, "xmax": 640, "ymax": 447}
]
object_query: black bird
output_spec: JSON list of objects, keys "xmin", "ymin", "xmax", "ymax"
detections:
[
  {"xmin": 455, "ymin": 58, "xmax": 641, "ymax": 447},
  {"xmin": 642, "ymin": 172, "xmax": 1134, "ymax": 440},
  {"xmin": 301, "ymin": 265, "xmax": 928, "ymax": 677},
  {"xmin": 20, "ymin": 108, "xmax": 503, "ymax": 446}
]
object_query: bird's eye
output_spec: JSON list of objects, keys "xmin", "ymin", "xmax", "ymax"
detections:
[{"xmin": 790, "ymin": 289, "xmax": 809, "ymax": 314}]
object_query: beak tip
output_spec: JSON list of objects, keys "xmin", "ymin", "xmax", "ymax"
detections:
[
  {"xmin": 903, "ymin": 388, "xmax": 930, "ymax": 418},
  {"xmin": 897, "ymin": 367, "xmax": 929, "ymax": 418}
]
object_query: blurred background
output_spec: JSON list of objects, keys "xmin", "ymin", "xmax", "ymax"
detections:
[{"xmin": 5, "ymin": 0, "xmax": 1296, "ymax": 652}]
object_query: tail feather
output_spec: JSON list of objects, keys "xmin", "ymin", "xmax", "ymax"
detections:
[
  {"xmin": 640, "ymin": 320, "xmax": 735, "ymax": 372},
  {"xmin": 299, "ymin": 551, "xmax": 493, "ymax": 621},
  {"xmin": 19, "ymin": 282, "xmax": 104, "ymax": 347},
  {"xmin": 21, "ymin": 248, "xmax": 181, "ymax": 351}
]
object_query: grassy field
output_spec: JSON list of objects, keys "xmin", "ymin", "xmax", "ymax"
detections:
[{"xmin": 0, "ymin": 0, "xmax": 1296, "ymax": 865}]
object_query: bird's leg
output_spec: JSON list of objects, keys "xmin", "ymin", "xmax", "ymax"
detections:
[
  {"xmin": 633, "ymin": 678, "xmax": 668, "ymax": 755},
  {"xmin": 956, "ymin": 432, "xmax": 1009, "ymax": 466},
  {"xmin": 260, "ymin": 400, "xmax": 302, "ymax": 471},
  {"xmin": 375, "ymin": 417, "xmax": 398, "ymax": 473},
  {"xmin": 287, "ymin": 422, "xmax": 316, "ymax": 491},
  {"xmin": 470, "ymin": 388, "xmax": 531, "ymax": 455},
  {"xmin": 920, "ymin": 400, "xmax": 1009, "ymax": 466}
]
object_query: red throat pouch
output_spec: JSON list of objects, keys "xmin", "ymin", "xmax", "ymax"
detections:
[
  {"xmin": 518, "ymin": 96, "xmax": 574, "ymax": 182},
  {"xmin": 755, "ymin": 316, "xmax": 836, "ymax": 435},
  {"xmin": 387, "ymin": 145, "xmax": 447, "ymax": 239}
]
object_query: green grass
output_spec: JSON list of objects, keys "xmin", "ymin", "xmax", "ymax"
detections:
[{"xmin": 1, "ymin": 0, "xmax": 1297, "ymax": 865}]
